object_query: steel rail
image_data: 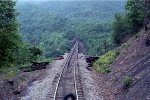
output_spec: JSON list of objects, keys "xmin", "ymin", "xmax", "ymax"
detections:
[
  {"xmin": 74, "ymin": 42, "xmax": 79, "ymax": 100},
  {"xmin": 53, "ymin": 42, "xmax": 78, "ymax": 100}
]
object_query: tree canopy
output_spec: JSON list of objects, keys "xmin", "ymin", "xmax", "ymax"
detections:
[
  {"xmin": 0, "ymin": 0, "xmax": 21, "ymax": 67},
  {"xmin": 17, "ymin": 1, "xmax": 125, "ymax": 56},
  {"xmin": 112, "ymin": 0, "xmax": 149, "ymax": 45}
]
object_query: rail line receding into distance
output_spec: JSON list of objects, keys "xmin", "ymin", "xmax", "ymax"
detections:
[{"xmin": 53, "ymin": 42, "xmax": 84, "ymax": 100}]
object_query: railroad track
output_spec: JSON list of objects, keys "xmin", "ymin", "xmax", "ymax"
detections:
[{"xmin": 53, "ymin": 42, "xmax": 84, "ymax": 100}]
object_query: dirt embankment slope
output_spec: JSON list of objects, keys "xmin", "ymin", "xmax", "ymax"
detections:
[{"xmin": 95, "ymin": 30, "xmax": 150, "ymax": 100}]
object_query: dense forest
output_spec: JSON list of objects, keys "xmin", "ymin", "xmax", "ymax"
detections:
[
  {"xmin": 16, "ymin": 1, "xmax": 125, "ymax": 57},
  {"xmin": 0, "ymin": 0, "xmax": 126, "ymax": 76}
]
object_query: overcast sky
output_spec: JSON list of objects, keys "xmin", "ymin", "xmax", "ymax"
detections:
[{"xmin": 17, "ymin": 0, "xmax": 126, "ymax": 2}]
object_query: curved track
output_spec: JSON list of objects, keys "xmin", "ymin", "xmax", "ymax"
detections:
[{"xmin": 53, "ymin": 42, "xmax": 84, "ymax": 100}]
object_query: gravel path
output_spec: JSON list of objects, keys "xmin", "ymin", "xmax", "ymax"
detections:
[
  {"xmin": 78, "ymin": 53, "xmax": 103, "ymax": 100},
  {"xmin": 21, "ymin": 54, "xmax": 68, "ymax": 100}
]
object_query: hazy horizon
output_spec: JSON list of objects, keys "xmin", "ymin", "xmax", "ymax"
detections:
[{"xmin": 17, "ymin": 0, "xmax": 126, "ymax": 2}]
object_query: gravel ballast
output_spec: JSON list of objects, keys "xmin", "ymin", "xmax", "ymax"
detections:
[
  {"xmin": 21, "ymin": 54, "xmax": 68, "ymax": 100},
  {"xmin": 21, "ymin": 53, "xmax": 103, "ymax": 100},
  {"xmin": 78, "ymin": 53, "xmax": 103, "ymax": 100}
]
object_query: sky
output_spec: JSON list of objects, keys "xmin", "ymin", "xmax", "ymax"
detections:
[{"xmin": 17, "ymin": 0, "xmax": 126, "ymax": 1}]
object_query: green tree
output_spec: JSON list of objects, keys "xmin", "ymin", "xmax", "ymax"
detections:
[
  {"xmin": 112, "ymin": 0, "xmax": 146, "ymax": 45},
  {"xmin": 126, "ymin": 0, "xmax": 144, "ymax": 33},
  {"xmin": 112, "ymin": 13, "xmax": 129, "ymax": 45},
  {"xmin": 0, "ymin": 0, "xmax": 21, "ymax": 67}
]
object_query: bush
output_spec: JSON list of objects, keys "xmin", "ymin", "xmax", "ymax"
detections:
[
  {"xmin": 94, "ymin": 50, "xmax": 119, "ymax": 74},
  {"xmin": 95, "ymin": 65, "xmax": 111, "ymax": 74},
  {"xmin": 29, "ymin": 47, "xmax": 42, "ymax": 56},
  {"xmin": 123, "ymin": 76, "xmax": 133, "ymax": 88}
]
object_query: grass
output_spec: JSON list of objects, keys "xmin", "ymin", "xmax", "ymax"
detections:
[
  {"xmin": 0, "ymin": 65, "xmax": 19, "ymax": 80},
  {"xmin": 36, "ymin": 56, "xmax": 53, "ymax": 63},
  {"xmin": 0, "ymin": 63, "xmax": 33, "ymax": 80},
  {"xmin": 0, "ymin": 57, "xmax": 54, "ymax": 80},
  {"xmin": 94, "ymin": 50, "xmax": 119, "ymax": 74},
  {"xmin": 123, "ymin": 76, "xmax": 133, "ymax": 88}
]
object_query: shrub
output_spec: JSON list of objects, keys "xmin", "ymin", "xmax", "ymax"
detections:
[
  {"xmin": 94, "ymin": 64, "xmax": 111, "ymax": 74},
  {"xmin": 123, "ymin": 76, "xmax": 133, "ymax": 88},
  {"xmin": 94, "ymin": 50, "xmax": 119, "ymax": 74},
  {"xmin": 29, "ymin": 47, "xmax": 42, "ymax": 56}
]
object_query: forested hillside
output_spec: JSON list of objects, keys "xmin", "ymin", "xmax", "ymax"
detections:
[
  {"xmin": 16, "ymin": 1, "xmax": 125, "ymax": 57},
  {"xmin": 93, "ymin": 0, "xmax": 150, "ymax": 99}
]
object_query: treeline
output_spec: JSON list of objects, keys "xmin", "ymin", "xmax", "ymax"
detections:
[
  {"xmin": 112, "ymin": 0, "xmax": 150, "ymax": 45},
  {"xmin": 17, "ymin": 1, "xmax": 125, "ymax": 56},
  {"xmin": 17, "ymin": 1, "xmax": 125, "ymax": 22}
]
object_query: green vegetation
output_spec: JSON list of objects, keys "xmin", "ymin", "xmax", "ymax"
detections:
[
  {"xmin": 112, "ymin": 13, "xmax": 130, "ymax": 45},
  {"xmin": 0, "ymin": 65, "xmax": 20, "ymax": 80},
  {"xmin": 2, "ymin": 0, "xmax": 148, "ymax": 77},
  {"xmin": 94, "ymin": 50, "xmax": 119, "ymax": 74},
  {"xmin": 123, "ymin": 76, "xmax": 133, "ymax": 88},
  {"xmin": 0, "ymin": 0, "xmax": 52, "ymax": 79},
  {"xmin": 15, "ymin": 44, "xmax": 42, "ymax": 64},
  {"xmin": 94, "ymin": 0, "xmax": 150, "ymax": 74},
  {"xmin": 0, "ymin": 0, "xmax": 21, "ymax": 68},
  {"xmin": 16, "ymin": 1, "xmax": 125, "ymax": 56},
  {"xmin": 112, "ymin": 0, "xmax": 150, "ymax": 45}
]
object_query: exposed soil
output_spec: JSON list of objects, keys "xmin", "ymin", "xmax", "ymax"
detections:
[
  {"xmin": 93, "ymin": 30, "xmax": 150, "ymax": 100},
  {"xmin": 0, "ymin": 68, "xmax": 48, "ymax": 100}
]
